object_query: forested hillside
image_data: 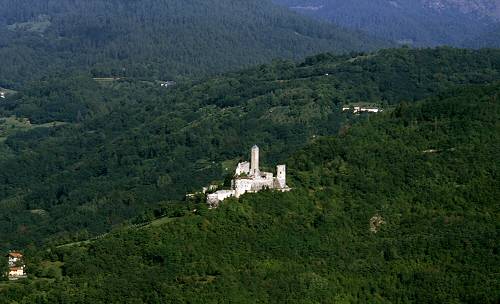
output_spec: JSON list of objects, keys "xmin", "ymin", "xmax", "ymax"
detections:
[
  {"xmin": 0, "ymin": 0, "xmax": 386, "ymax": 88},
  {"xmin": 0, "ymin": 48, "xmax": 500, "ymax": 251},
  {"xmin": 1, "ymin": 83, "xmax": 498, "ymax": 303},
  {"xmin": 273, "ymin": 0, "xmax": 500, "ymax": 47}
]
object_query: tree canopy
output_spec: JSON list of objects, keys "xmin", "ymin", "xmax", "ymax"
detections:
[
  {"xmin": 0, "ymin": 81, "xmax": 498, "ymax": 303},
  {"xmin": 1, "ymin": 47, "xmax": 500, "ymax": 251},
  {"xmin": 0, "ymin": 0, "xmax": 387, "ymax": 88}
]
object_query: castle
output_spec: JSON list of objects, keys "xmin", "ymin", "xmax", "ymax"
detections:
[{"xmin": 207, "ymin": 145, "xmax": 290, "ymax": 207}]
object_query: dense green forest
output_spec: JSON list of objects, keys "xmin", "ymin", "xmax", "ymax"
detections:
[
  {"xmin": 0, "ymin": 82, "xmax": 498, "ymax": 303},
  {"xmin": 0, "ymin": 0, "xmax": 387, "ymax": 88},
  {"xmin": 273, "ymin": 0, "xmax": 500, "ymax": 48},
  {"xmin": 1, "ymin": 47, "xmax": 500, "ymax": 251}
]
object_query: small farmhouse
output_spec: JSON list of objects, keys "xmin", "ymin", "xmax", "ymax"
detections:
[
  {"xmin": 159, "ymin": 81, "xmax": 176, "ymax": 88},
  {"xmin": 343, "ymin": 105, "xmax": 383, "ymax": 114},
  {"xmin": 6, "ymin": 252, "xmax": 26, "ymax": 280}
]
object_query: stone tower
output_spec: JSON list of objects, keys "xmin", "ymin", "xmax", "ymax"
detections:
[
  {"xmin": 277, "ymin": 165, "xmax": 286, "ymax": 188},
  {"xmin": 251, "ymin": 145, "xmax": 260, "ymax": 177}
]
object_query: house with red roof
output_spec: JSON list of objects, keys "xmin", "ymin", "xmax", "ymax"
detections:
[{"xmin": 6, "ymin": 252, "xmax": 26, "ymax": 280}]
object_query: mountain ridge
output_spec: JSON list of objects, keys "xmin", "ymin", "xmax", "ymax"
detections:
[
  {"xmin": 423, "ymin": 0, "xmax": 500, "ymax": 19},
  {"xmin": 0, "ymin": 0, "xmax": 387, "ymax": 88},
  {"xmin": 273, "ymin": 0, "xmax": 500, "ymax": 47}
]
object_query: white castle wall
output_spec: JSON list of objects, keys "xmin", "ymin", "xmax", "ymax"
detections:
[
  {"xmin": 235, "ymin": 162, "xmax": 250, "ymax": 176},
  {"xmin": 235, "ymin": 179, "xmax": 253, "ymax": 198},
  {"xmin": 207, "ymin": 190, "xmax": 235, "ymax": 207}
]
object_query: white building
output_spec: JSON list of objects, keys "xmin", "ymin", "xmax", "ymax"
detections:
[
  {"xmin": 159, "ymin": 81, "xmax": 176, "ymax": 88},
  {"xmin": 6, "ymin": 252, "xmax": 26, "ymax": 280},
  {"xmin": 7, "ymin": 252, "xmax": 22, "ymax": 267},
  {"xmin": 343, "ymin": 106, "xmax": 383, "ymax": 114},
  {"xmin": 355, "ymin": 107, "xmax": 381, "ymax": 113},
  {"xmin": 9, "ymin": 267, "xmax": 25, "ymax": 278},
  {"xmin": 207, "ymin": 145, "xmax": 290, "ymax": 208}
]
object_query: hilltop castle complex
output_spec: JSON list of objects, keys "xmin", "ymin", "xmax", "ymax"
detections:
[{"xmin": 207, "ymin": 145, "xmax": 290, "ymax": 207}]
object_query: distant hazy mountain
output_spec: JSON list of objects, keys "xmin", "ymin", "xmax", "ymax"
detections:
[
  {"xmin": 273, "ymin": 0, "xmax": 500, "ymax": 47},
  {"xmin": 0, "ymin": 0, "xmax": 387, "ymax": 87},
  {"xmin": 422, "ymin": 0, "xmax": 500, "ymax": 19},
  {"xmin": 466, "ymin": 23, "xmax": 500, "ymax": 48}
]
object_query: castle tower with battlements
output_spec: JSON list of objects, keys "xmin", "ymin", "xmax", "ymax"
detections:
[
  {"xmin": 276, "ymin": 165, "xmax": 286, "ymax": 188},
  {"xmin": 250, "ymin": 145, "xmax": 260, "ymax": 177}
]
